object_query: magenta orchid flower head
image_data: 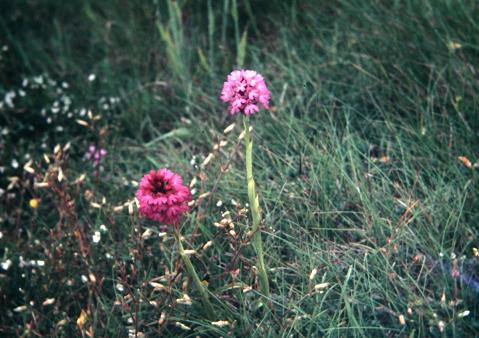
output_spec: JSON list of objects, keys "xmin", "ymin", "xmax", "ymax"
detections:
[
  {"xmin": 135, "ymin": 168, "xmax": 192, "ymax": 225},
  {"xmin": 220, "ymin": 69, "xmax": 270, "ymax": 116}
]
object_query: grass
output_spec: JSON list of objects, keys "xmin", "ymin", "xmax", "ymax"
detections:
[{"xmin": 0, "ymin": 0, "xmax": 478, "ymax": 336}]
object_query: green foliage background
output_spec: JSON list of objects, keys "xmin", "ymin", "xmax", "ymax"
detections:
[{"xmin": 0, "ymin": 0, "xmax": 478, "ymax": 336}]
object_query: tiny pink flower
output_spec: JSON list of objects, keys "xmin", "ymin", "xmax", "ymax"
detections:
[
  {"xmin": 220, "ymin": 69, "xmax": 270, "ymax": 116},
  {"xmin": 84, "ymin": 144, "xmax": 107, "ymax": 167},
  {"xmin": 135, "ymin": 169, "xmax": 192, "ymax": 225}
]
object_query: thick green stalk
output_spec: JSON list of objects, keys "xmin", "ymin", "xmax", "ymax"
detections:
[
  {"xmin": 243, "ymin": 116, "xmax": 270, "ymax": 297},
  {"xmin": 174, "ymin": 229, "xmax": 216, "ymax": 320}
]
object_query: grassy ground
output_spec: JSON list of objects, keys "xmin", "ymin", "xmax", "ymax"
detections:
[{"xmin": 1, "ymin": 0, "xmax": 478, "ymax": 336}]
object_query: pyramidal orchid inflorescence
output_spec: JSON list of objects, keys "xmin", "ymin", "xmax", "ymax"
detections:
[
  {"xmin": 135, "ymin": 168, "xmax": 192, "ymax": 225},
  {"xmin": 220, "ymin": 69, "xmax": 272, "ymax": 298},
  {"xmin": 220, "ymin": 69, "xmax": 270, "ymax": 116}
]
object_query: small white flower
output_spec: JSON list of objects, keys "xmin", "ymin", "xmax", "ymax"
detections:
[
  {"xmin": 100, "ymin": 224, "xmax": 107, "ymax": 232},
  {"xmin": 22, "ymin": 78, "xmax": 28, "ymax": 87},
  {"xmin": 458, "ymin": 310, "xmax": 470, "ymax": 318},
  {"xmin": 116, "ymin": 283, "xmax": 124, "ymax": 292},
  {"xmin": 62, "ymin": 95, "xmax": 71, "ymax": 106},
  {"xmin": 18, "ymin": 256, "xmax": 26, "ymax": 268},
  {"xmin": 92, "ymin": 231, "xmax": 101, "ymax": 243},
  {"xmin": 4, "ymin": 92, "xmax": 14, "ymax": 108},
  {"xmin": 36, "ymin": 260, "xmax": 45, "ymax": 267},
  {"xmin": 438, "ymin": 320, "xmax": 445, "ymax": 332},
  {"xmin": 0, "ymin": 231, "xmax": 3, "ymax": 239},
  {"xmin": 216, "ymin": 200, "xmax": 223, "ymax": 207},
  {"xmin": 34, "ymin": 76, "xmax": 43, "ymax": 84},
  {"xmin": 62, "ymin": 82, "xmax": 69, "ymax": 89},
  {"xmin": 11, "ymin": 159, "xmax": 19, "ymax": 169},
  {"xmin": 1, "ymin": 259, "xmax": 12, "ymax": 270},
  {"xmin": 18, "ymin": 89, "xmax": 26, "ymax": 97},
  {"xmin": 88, "ymin": 74, "xmax": 96, "ymax": 82}
]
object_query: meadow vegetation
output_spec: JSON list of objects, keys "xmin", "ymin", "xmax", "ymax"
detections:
[{"xmin": 0, "ymin": 0, "xmax": 478, "ymax": 336}]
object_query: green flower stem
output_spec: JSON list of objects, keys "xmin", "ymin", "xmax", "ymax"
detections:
[
  {"xmin": 243, "ymin": 116, "xmax": 270, "ymax": 297},
  {"xmin": 174, "ymin": 229, "xmax": 216, "ymax": 320}
]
